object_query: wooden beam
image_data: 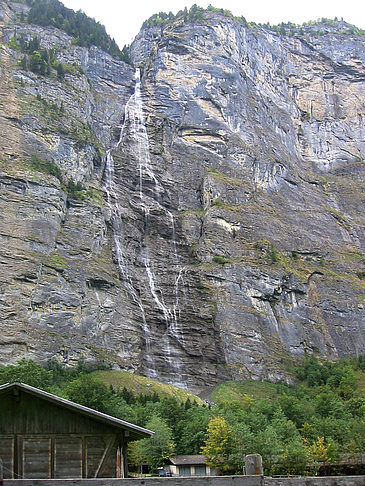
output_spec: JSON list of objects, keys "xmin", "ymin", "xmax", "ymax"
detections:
[
  {"xmin": 93, "ymin": 436, "xmax": 115, "ymax": 478},
  {"xmin": 50, "ymin": 436, "xmax": 55, "ymax": 479},
  {"xmin": 116, "ymin": 441, "xmax": 122, "ymax": 479},
  {"xmin": 81, "ymin": 437, "xmax": 86, "ymax": 479},
  {"xmin": 14, "ymin": 435, "xmax": 19, "ymax": 479},
  {"xmin": 123, "ymin": 431, "xmax": 129, "ymax": 479}
]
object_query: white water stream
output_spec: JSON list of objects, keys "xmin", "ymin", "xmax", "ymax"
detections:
[{"xmin": 104, "ymin": 68, "xmax": 185, "ymax": 384}]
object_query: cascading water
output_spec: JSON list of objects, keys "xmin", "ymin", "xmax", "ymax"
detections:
[
  {"xmin": 132, "ymin": 69, "xmax": 186, "ymax": 385},
  {"xmin": 103, "ymin": 70, "xmax": 156, "ymax": 378},
  {"xmin": 104, "ymin": 68, "xmax": 186, "ymax": 386}
]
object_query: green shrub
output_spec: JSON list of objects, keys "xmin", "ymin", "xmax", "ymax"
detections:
[
  {"xmin": 16, "ymin": 35, "xmax": 85, "ymax": 79},
  {"xmin": 211, "ymin": 199, "xmax": 224, "ymax": 207},
  {"xmin": 28, "ymin": 154, "xmax": 62, "ymax": 182},
  {"xmin": 66, "ymin": 178, "xmax": 85, "ymax": 199},
  {"xmin": 8, "ymin": 36, "xmax": 19, "ymax": 50},
  {"xmin": 213, "ymin": 255, "xmax": 232, "ymax": 265},
  {"xmin": 271, "ymin": 246, "xmax": 280, "ymax": 263},
  {"xmin": 0, "ymin": 358, "xmax": 53, "ymax": 390}
]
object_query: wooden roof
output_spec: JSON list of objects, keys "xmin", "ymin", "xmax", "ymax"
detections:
[
  {"xmin": 0, "ymin": 382, "xmax": 153, "ymax": 439},
  {"xmin": 169, "ymin": 455, "xmax": 207, "ymax": 465}
]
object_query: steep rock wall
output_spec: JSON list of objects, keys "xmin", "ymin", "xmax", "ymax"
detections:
[
  {"xmin": 0, "ymin": 0, "xmax": 140, "ymax": 371},
  {"xmin": 127, "ymin": 13, "xmax": 365, "ymax": 384},
  {"xmin": 0, "ymin": 2, "xmax": 364, "ymax": 392}
]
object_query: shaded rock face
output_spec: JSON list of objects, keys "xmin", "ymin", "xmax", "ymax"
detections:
[{"xmin": 0, "ymin": 2, "xmax": 364, "ymax": 392}]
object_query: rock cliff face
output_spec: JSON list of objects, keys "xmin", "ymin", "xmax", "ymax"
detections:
[{"xmin": 0, "ymin": 1, "xmax": 364, "ymax": 392}]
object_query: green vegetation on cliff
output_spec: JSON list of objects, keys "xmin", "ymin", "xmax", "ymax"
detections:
[
  {"xmin": 142, "ymin": 5, "xmax": 364, "ymax": 36},
  {"xmin": 23, "ymin": 0, "xmax": 130, "ymax": 62},
  {"xmin": 0, "ymin": 356, "xmax": 364, "ymax": 475},
  {"xmin": 26, "ymin": 154, "xmax": 97, "ymax": 203},
  {"xmin": 142, "ymin": 4, "xmax": 247, "ymax": 29},
  {"xmin": 10, "ymin": 34, "xmax": 82, "ymax": 79}
]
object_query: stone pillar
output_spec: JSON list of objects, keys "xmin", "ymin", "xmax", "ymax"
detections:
[{"xmin": 245, "ymin": 454, "xmax": 263, "ymax": 475}]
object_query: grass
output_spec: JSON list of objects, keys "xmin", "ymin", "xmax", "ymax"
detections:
[
  {"xmin": 341, "ymin": 249, "xmax": 365, "ymax": 264},
  {"xmin": 27, "ymin": 154, "xmax": 63, "ymax": 183},
  {"xmin": 179, "ymin": 209, "xmax": 206, "ymax": 217},
  {"xmin": 210, "ymin": 199, "xmax": 242, "ymax": 212},
  {"xmin": 91, "ymin": 370, "xmax": 204, "ymax": 404},
  {"xmin": 209, "ymin": 379, "xmax": 287, "ymax": 404},
  {"xmin": 48, "ymin": 255, "xmax": 67, "ymax": 269},
  {"xmin": 213, "ymin": 255, "xmax": 232, "ymax": 265},
  {"xmin": 354, "ymin": 369, "xmax": 365, "ymax": 395},
  {"xmin": 208, "ymin": 167, "xmax": 245, "ymax": 187},
  {"xmin": 31, "ymin": 251, "xmax": 68, "ymax": 270},
  {"xmin": 20, "ymin": 95, "xmax": 64, "ymax": 125},
  {"xmin": 210, "ymin": 370, "xmax": 365, "ymax": 404},
  {"xmin": 72, "ymin": 121, "xmax": 104, "ymax": 156},
  {"xmin": 84, "ymin": 188, "xmax": 105, "ymax": 206}
]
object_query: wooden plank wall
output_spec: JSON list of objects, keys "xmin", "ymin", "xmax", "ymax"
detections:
[
  {"xmin": 0, "ymin": 435, "xmax": 119, "ymax": 479},
  {"xmin": 0, "ymin": 390, "xmax": 132, "ymax": 479},
  {"xmin": 0, "ymin": 437, "xmax": 14, "ymax": 479},
  {"xmin": 0, "ymin": 393, "xmax": 118, "ymax": 436},
  {"xmin": 54, "ymin": 437, "xmax": 82, "ymax": 479},
  {"xmin": 22, "ymin": 437, "xmax": 51, "ymax": 479}
]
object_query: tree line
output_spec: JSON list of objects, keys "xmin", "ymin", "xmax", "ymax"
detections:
[
  {"xmin": 0, "ymin": 355, "xmax": 364, "ymax": 476},
  {"xmin": 142, "ymin": 4, "xmax": 247, "ymax": 29},
  {"xmin": 23, "ymin": 0, "xmax": 130, "ymax": 63},
  {"xmin": 141, "ymin": 5, "xmax": 364, "ymax": 37},
  {"xmin": 10, "ymin": 35, "xmax": 71, "ymax": 78}
]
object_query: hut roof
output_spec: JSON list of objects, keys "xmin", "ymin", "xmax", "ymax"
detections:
[
  {"xmin": 169, "ymin": 455, "xmax": 207, "ymax": 465},
  {"xmin": 0, "ymin": 382, "xmax": 153, "ymax": 439}
]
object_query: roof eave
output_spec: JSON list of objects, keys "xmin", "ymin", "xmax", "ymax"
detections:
[{"xmin": 0, "ymin": 382, "xmax": 153, "ymax": 438}]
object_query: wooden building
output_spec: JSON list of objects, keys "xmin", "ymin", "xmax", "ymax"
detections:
[
  {"xmin": 0, "ymin": 382, "xmax": 153, "ymax": 479},
  {"xmin": 166, "ymin": 455, "xmax": 216, "ymax": 477}
]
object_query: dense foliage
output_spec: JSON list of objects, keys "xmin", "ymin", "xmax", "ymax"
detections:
[
  {"xmin": 10, "ymin": 35, "xmax": 78, "ymax": 79},
  {"xmin": 142, "ymin": 4, "xmax": 247, "ymax": 29},
  {"xmin": 23, "ymin": 0, "xmax": 130, "ymax": 62},
  {"xmin": 0, "ymin": 356, "xmax": 364, "ymax": 476},
  {"xmin": 261, "ymin": 18, "xmax": 365, "ymax": 36},
  {"xmin": 142, "ymin": 5, "xmax": 364, "ymax": 37}
]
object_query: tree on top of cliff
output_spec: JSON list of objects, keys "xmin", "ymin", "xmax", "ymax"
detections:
[
  {"xmin": 142, "ymin": 4, "xmax": 206, "ymax": 29},
  {"xmin": 141, "ymin": 4, "xmax": 363, "ymax": 36},
  {"xmin": 142, "ymin": 4, "xmax": 246, "ymax": 29},
  {"xmin": 25, "ymin": 0, "xmax": 130, "ymax": 63}
]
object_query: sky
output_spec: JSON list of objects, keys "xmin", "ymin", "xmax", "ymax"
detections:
[{"xmin": 61, "ymin": 0, "xmax": 365, "ymax": 48}]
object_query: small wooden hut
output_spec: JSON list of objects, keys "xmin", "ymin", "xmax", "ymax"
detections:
[
  {"xmin": 166, "ymin": 455, "xmax": 216, "ymax": 477},
  {"xmin": 0, "ymin": 382, "xmax": 153, "ymax": 479}
]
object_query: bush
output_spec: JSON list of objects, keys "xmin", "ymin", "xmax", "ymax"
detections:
[
  {"xmin": 66, "ymin": 178, "xmax": 84, "ymax": 197},
  {"xmin": 0, "ymin": 359, "xmax": 53, "ymax": 390},
  {"xmin": 213, "ymin": 255, "xmax": 232, "ymax": 265},
  {"xmin": 28, "ymin": 154, "xmax": 62, "ymax": 182},
  {"xmin": 64, "ymin": 374, "xmax": 113, "ymax": 412},
  {"xmin": 271, "ymin": 246, "xmax": 280, "ymax": 263}
]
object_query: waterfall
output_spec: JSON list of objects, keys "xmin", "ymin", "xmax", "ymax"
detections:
[
  {"xmin": 103, "ymin": 70, "xmax": 156, "ymax": 378},
  {"xmin": 132, "ymin": 69, "xmax": 186, "ymax": 385},
  {"xmin": 104, "ymin": 68, "xmax": 186, "ymax": 386}
]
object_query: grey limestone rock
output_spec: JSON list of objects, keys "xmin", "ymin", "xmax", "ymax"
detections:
[{"xmin": 0, "ymin": 2, "xmax": 364, "ymax": 393}]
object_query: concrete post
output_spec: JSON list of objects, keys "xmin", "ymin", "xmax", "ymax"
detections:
[{"xmin": 245, "ymin": 454, "xmax": 263, "ymax": 475}]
